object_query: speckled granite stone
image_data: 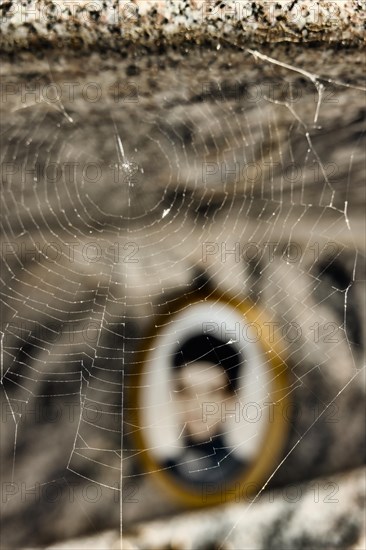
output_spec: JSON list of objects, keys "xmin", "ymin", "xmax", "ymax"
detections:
[
  {"xmin": 42, "ymin": 467, "xmax": 366, "ymax": 550},
  {"xmin": 0, "ymin": 0, "xmax": 365, "ymax": 52}
]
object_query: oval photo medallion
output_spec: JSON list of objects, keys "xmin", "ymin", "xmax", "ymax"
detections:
[{"xmin": 132, "ymin": 291, "xmax": 290, "ymax": 506}]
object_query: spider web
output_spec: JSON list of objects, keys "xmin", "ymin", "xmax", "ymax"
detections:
[{"xmin": 0, "ymin": 42, "xmax": 365, "ymax": 548}]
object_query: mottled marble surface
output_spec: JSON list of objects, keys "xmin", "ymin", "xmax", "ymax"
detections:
[{"xmin": 43, "ymin": 467, "xmax": 366, "ymax": 549}]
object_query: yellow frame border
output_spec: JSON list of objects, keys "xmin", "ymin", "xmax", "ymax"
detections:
[{"xmin": 129, "ymin": 289, "xmax": 290, "ymax": 508}]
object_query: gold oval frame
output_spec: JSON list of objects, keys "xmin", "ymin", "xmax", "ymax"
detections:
[{"xmin": 129, "ymin": 289, "xmax": 290, "ymax": 508}]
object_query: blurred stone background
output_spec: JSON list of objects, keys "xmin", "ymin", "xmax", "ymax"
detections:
[{"xmin": 0, "ymin": 2, "xmax": 365, "ymax": 549}]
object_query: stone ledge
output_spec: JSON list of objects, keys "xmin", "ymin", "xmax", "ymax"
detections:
[
  {"xmin": 44, "ymin": 466, "xmax": 366, "ymax": 550},
  {"xmin": 1, "ymin": 1, "xmax": 365, "ymax": 52}
]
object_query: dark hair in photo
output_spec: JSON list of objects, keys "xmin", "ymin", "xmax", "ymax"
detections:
[{"xmin": 173, "ymin": 334, "xmax": 242, "ymax": 391}]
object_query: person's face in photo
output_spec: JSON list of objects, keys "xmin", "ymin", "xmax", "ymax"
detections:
[{"xmin": 174, "ymin": 361, "xmax": 236, "ymax": 443}]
